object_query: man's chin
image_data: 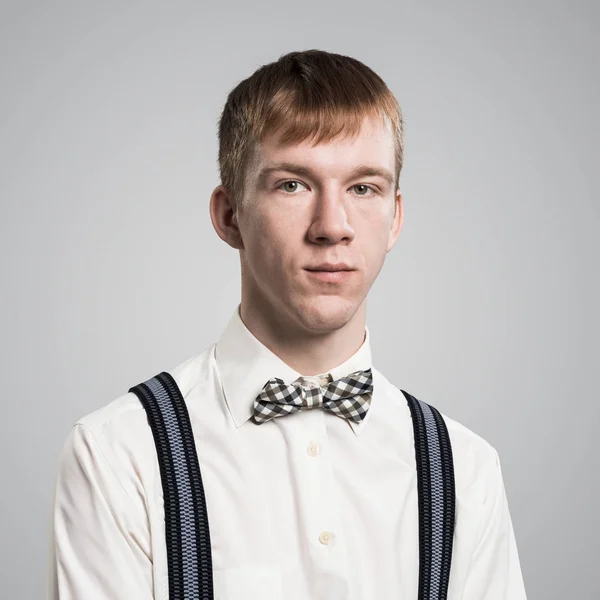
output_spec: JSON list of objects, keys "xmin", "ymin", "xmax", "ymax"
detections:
[{"xmin": 290, "ymin": 296, "xmax": 359, "ymax": 331}]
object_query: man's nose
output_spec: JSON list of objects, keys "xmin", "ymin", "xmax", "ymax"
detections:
[{"xmin": 307, "ymin": 187, "xmax": 355, "ymax": 244}]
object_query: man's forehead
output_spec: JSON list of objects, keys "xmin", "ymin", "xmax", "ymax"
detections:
[{"xmin": 243, "ymin": 115, "xmax": 396, "ymax": 192}]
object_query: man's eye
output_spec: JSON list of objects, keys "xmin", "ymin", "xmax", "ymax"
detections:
[
  {"xmin": 278, "ymin": 180, "xmax": 307, "ymax": 193},
  {"xmin": 353, "ymin": 184, "xmax": 376, "ymax": 196}
]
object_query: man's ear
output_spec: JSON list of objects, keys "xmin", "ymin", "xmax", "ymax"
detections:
[
  {"xmin": 209, "ymin": 184, "xmax": 244, "ymax": 250},
  {"xmin": 386, "ymin": 189, "xmax": 403, "ymax": 253}
]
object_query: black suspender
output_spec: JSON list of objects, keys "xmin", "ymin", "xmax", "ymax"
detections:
[
  {"xmin": 129, "ymin": 372, "xmax": 456, "ymax": 600},
  {"xmin": 402, "ymin": 389, "xmax": 456, "ymax": 599},
  {"xmin": 129, "ymin": 372, "xmax": 214, "ymax": 599}
]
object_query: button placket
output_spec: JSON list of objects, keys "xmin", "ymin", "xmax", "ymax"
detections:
[{"xmin": 296, "ymin": 375, "xmax": 338, "ymax": 554}]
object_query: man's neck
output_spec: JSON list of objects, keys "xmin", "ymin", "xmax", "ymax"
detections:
[{"xmin": 239, "ymin": 299, "xmax": 367, "ymax": 376}]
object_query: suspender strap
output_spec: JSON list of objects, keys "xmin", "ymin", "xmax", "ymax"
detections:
[
  {"xmin": 129, "ymin": 371, "xmax": 214, "ymax": 600},
  {"xmin": 130, "ymin": 373, "xmax": 456, "ymax": 600},
  {"xmin": 401, "ymin": 389, "xmax": 456, "ymax": 600}
]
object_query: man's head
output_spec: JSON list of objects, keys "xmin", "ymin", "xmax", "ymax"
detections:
[{"xmin": 210, "ymin": 49, "xmax": 404, "ymax": 338}]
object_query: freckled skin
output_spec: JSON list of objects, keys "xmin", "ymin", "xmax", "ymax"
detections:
[{"xmin": 209, "ymin": 116, "xmax": 403, "ymax": 372}]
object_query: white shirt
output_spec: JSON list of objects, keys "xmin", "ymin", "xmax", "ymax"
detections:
[{"xmin": 48, "ymin": 304, "xmax": 527, "ymax": 599}]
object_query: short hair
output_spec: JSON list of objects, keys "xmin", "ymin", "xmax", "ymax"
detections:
[{"xmin": 217, "ymin": 49, "xmax": 404, "ymax": 211}]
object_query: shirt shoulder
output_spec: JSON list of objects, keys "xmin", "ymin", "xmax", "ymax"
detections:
[
  {"xmin": 74, "ymin": 346, "xmax": 215, "ymax": 432},
  {"xmin": 375, "ymin": 369, "xmax": 500, "ymax": 502},
  {"xmin": 59, "ymin": 346, "xmax": 216, "ymax": 500},
  {"xmin": 436, "ymin": 408, "xmax": 501, "ymax": 506}
]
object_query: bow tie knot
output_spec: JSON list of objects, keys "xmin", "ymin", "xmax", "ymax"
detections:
[
  {"xmin": 296, "ymin": 377, "xmax": 328, "ymax": 408},
  {"xmin": 253, "ymin": 368, "xmax": 374, "ymax": 425}
]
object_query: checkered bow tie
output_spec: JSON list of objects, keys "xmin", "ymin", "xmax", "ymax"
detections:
[{"xmin": 253, "ymin": 368, "xmax": 374, "ymax": 425}]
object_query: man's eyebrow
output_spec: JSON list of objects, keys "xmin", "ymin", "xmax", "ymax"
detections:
[{"xmin": 256, "ymin": 162, "xmax": 396, "ymax": 188}]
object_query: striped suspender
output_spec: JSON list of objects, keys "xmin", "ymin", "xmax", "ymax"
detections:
[
  {"xmin": 129, "ymin": 372, "xmax": 214, "ymax": 600},
  {"xmin": 129, "ymin": 373, "xmax": 456, "ymax": 600},
  {"xmin": 401, "ymin": 389, "xmax": 456, "ymax": 600}
]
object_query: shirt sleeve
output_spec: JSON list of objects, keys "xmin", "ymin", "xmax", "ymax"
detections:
[
  {"xmin": 47, "ymin": 423, "xmax": 155, "ymax": 599},
  {"xmin": 461, "ymin": 445, "xmax": 528, "ymax": 600}
]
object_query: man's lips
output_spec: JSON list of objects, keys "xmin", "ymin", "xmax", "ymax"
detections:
[
  {"xmin": 304, "ymin": 269, "xmax": 355, "ymax": 282},
  {"xmin": 304, "ymin": 263, "xmax": 354, "ymax": 272}
]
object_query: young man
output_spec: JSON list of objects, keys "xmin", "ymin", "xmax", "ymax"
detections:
[{"xmin": 48, "ymin": 49, "xmax": 527, "ymax": 599}]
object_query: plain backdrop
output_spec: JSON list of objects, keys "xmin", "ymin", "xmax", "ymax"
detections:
[{"xmin": 1, "ymin": 1, "xmax": 598, "ymax": 598}]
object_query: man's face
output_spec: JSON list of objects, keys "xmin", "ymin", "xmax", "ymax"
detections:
[{"xmin": 233, "ymin": 115, "xmax": 403, "ymax": 335}]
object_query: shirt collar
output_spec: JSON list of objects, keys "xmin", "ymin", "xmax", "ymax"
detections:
[{"xmin": 215, "ymin": 303, "xmax": 374, "ymax": 437}]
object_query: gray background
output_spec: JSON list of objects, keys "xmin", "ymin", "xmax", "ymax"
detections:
[{"xmin": 1, "ymin": 1, "xmax": 597, "ymax": 598}]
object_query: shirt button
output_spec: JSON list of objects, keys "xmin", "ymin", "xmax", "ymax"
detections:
[
  {"xmin": 319, "ymin": 531, "xmax": 333, "ymax": 545},
  {"xmin": 307, "ymin": 442, "xmax": 320, "ymax": 457},
  {"xmin": 301, "ymin": 376, "xmax": 321, "ymax": 389}
]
